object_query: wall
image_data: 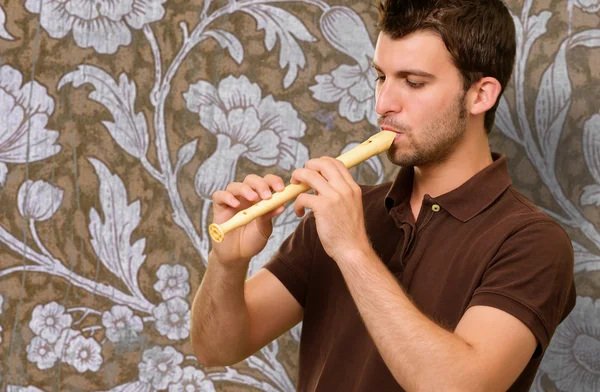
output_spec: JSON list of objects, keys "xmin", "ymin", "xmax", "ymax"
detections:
[{"xmin": 0, "ymin": 0, "xmax": 598, "ymax": 391}]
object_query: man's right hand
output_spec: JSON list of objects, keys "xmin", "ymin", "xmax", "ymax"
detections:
[{"xmin": 211, "ymin": 174, "xmax": 287, "ymax": 267}]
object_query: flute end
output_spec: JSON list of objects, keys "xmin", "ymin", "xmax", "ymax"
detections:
[{"xmin": 209, "ymin": 223, "xmax": 224, "ymax": 243}]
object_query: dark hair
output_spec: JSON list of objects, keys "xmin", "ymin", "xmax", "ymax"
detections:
[{"xmin": 377, "ymin": 0, "xmax": 516, "ymax": 133}]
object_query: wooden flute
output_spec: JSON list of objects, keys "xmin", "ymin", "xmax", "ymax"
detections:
[{"xmin": 209, "ymin": 130, "xmax": 396, "ymax": 243}]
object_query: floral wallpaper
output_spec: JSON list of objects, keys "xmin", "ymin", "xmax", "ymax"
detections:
[{"xmin": 0, "ymin": 0, "xmax": 598, "ymax": 391}]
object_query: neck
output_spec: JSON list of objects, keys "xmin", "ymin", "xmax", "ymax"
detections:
[{"xmin": 412, "ymin": 128, "xmax": 493, "ymax": 201}]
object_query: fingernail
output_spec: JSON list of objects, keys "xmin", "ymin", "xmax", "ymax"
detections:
[{"xmin": 262, "ymin": 191, "xmax": 271, "ymax": 198}]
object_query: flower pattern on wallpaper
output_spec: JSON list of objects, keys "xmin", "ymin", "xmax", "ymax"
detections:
[
  {"xmin": 310, "ymin": 64, "xmax": 378, "ymax": 127},
  {"xmin": 184, "ymin": 75, "xmax": 309, "ymax": 200},
  {"xmin": 152, "ymin": 298, "xmax": 191, "ymax": 341},
  {"xmin": 0, "ymin": 66, "xmax": 61, "ymax": 186},
  {"xmin": 24, "ymin": 0, "xmax": 167, "ymax": 54},
  {"xmin": 18, "ymin": 180, "xmax": 64, "ymax": 222},
  {"xmin": 573, "ymin": 0, "xmax": 600, "ymax": 13},
  {"xmin": 168, "ymin": 367, "xmax": 216, "ymax": 392},
  {"xmin": 102, "ymin": 305, "xmax": 144, "ymax": 343},
  {"xmin": 310, "ymin": 6, "xmax": 378, "ymax": 127},
  {"xmin": 154, "ymin": 265, "xmax": 191, "ymax": 300},
  {"xmin": 28, "ymin": 302, "xmax": 72, "ymax": 343},
  {"xmin": 138, "ymin": 346, "xmax": 184, "ymax": 390},
  {"xmin": 540, "ymin": 296, "xmax": 600, "ymax": 392},
  {"xmin": 65, "ymin": 335, "xmax": 104, "ymax": 373},
  {"xmin": 25, "ymin": 303, "xmax": 101, "ymax": 373}
]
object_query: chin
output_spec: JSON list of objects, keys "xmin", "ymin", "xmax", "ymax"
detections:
[{"xmin": 387, "ymin": 149, "xmax": 418, "ymax": 167}]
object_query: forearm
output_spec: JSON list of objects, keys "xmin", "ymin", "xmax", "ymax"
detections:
[
  {"xmin": 190, "ymin": 251, "xmax": 251, "ymax": 366},
  {"xmin": 338, "ymin": 248, "xmax": 483, "ymax": 391}
]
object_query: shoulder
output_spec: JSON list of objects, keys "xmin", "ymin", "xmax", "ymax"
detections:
[
  {"xmin": 487, "ymin": 187, "xmax": 574, "ymax": 277},
  {"xmin": 493, "ymin": 186, "xmax": 571, "ymax": 243}
]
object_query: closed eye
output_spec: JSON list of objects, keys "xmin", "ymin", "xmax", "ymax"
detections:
[{"xmin": 406, "ymin": 80, "xmax": 425, "ymax": 88}]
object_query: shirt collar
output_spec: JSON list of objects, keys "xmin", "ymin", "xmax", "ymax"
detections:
[{"xmin": 385, "ymin": 153, "xmax": 512, "ymax": 222}]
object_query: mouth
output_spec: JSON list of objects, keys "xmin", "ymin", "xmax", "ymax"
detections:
[{"xmin": 381, "ymin": 126, "xmax": 404, "ymax": 140}]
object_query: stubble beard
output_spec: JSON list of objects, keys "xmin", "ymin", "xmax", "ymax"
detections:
[{"xmin": 383, "ymin": 91, "xmax": 468, "ymax": 168}]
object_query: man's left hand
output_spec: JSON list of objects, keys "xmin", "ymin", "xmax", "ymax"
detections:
[{"xmin": 292, "ymin": 157, "xmax": 371, "ymax": 261}]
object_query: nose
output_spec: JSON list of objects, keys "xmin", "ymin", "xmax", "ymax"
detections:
[{"xmin": 375, "ymin": 80, "xmax": 402, "ymax": 116}]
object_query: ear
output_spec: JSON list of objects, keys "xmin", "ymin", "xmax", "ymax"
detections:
[{"xmin": 468, "ymin": 77, "xmax": 502, "ymax": 116}]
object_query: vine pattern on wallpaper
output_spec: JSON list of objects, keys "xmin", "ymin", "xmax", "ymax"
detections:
[{"xmin": 0, "ymin": 0, "xmax": 598, "ymax": 391}]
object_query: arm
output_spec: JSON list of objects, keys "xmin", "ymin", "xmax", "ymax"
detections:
[
  {"xmin": 190, "ymin": 174, "xmax": 303, "ymax": 366},
  {"xmin": 191, "ymin": 257, "xmax": 303, "ymax": 366},
  {"xmin": 336, "ymin": 247, "xmax": 536, "ymax": 391}
]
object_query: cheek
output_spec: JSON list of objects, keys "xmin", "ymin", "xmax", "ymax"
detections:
[{"xmin": 407, "ymin": 88, "xmax": 454, "ymax": 118}]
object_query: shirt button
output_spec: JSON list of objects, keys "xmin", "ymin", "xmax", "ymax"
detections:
[{"xmin": 432, "ymin": 204, "xmax": 441, "ymax": 212}]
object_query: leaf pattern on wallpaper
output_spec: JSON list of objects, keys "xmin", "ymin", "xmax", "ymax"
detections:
[
  {"xmin": 0, "ymin": 162, "xmax": 7, "ymax": 187},
  {"xmin": 241, "ymin": 4, "xmax": 317, "ymax": 88},
  {"xmin": 573, "ymin": 32, "xmax": 600, "ymax": 208},
  {"xmin": 174, "ymin": 139, "xmax": 198, "ymax": 176},
  {"xmin": 572, "ymin": 242, "xmax": 600, "ymax": 273},
  {"xmin": 535, "ymin": 29, "xmax": 600, "ymax": 169},
  {"xmin": 583, "ymin": 112, "xmax": 600, "ymax": 206},
  {"xmin": 58, "ymin": 65, "xmax": 149, "ymax": 160},
  {"xmin": 0, "ymin": 5, "xmax": 14, "ymax": 40},
  {"xmin": 534, "ymin": 39, "xmax": 571, "ymax": 169},
  {"xmin": 203, "ymin": 29, "xmax": 245, "ymax": 65},
  {"xmin": 6, "ymin": 386, "xmax": 46, "ymax": 392},
  {"xmin": 523, "ymin": 11, "xmax": 552, "ymax": 65},
  {"xmin": 88, "ymin": 158, "xmax": 148, "ymax": 302},
  {"xmin": 495, "ymin": 96, "xmax": 521, "ymax": 144}
]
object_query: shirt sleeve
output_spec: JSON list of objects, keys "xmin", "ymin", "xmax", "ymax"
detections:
[
  {"xmin": 262, "ymin": 212, "xmax": 318, "ymax": 308},
  {"xmin": 467, "ymin": 220, "xmax": 576, "ymax": 356}
]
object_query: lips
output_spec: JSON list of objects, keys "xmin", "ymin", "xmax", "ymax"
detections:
[{"xmin": 381, "ymin": 126, "xmax": 403, "ymax": 135}]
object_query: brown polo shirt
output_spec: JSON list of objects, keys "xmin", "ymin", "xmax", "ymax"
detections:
[{"xmin": 263, "ymin": 153, "xmax": 576, "ymax": 391}]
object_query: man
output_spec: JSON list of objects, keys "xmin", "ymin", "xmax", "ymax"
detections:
[{"xmin": 191, "ymin": 0, "xmax": 576, "ymax": 390}]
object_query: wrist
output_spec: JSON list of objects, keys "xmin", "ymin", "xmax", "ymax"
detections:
[
  {"xmin": 333, "ymin": 237, "xmax": 375, "ymax": 266},
  {"xmin": 209, "ymin": 250, "xmax": 251, "ymax": 274}
]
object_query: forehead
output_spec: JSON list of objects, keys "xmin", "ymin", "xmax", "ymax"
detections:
[{"xmin": 373, "ymin": 31, "xmax": 456, "ymax": 75}]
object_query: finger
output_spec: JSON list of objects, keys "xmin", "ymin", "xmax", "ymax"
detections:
[
  {"xmin": 255, "ymin": 204, "xmax": 286, "ymax": 239},
  {"xmin": 291, "ymin": 168, "xmax": 335, "ymax": 197},
  {"xmin": 212, "ymin": 190, "xmax": 241, "ymax": 208},
  {"xmin": 305, "ymin": 158, "xmax": 349, "ymax": 190},
  {"xmin": 244, "ymin": 174, "xmax": 273, "ymax": 199},
  {"xmin": 294, "ymin": 193, "xmax": 318, "ymax": 217},
  {"xmin": 310, "ymin": 157, "xmax": 360, "ymax": 199},
  {"xmin": 264, "ymin": 174, "xmax": 286, "ymax": 192},
  {"xmin": 225, "ymin": 182, "xmax": 259, "ymax": 202},
  {"xmin": 323, "ymin": 157, "xmax": 360, "ymax": 194},
  {"xmin": 328, "ymin": 157, "xmax": 357, "ymax": 185},
  {"xmin": 260, "ymin": 205, "xmax": 286, "ymax": 221}
]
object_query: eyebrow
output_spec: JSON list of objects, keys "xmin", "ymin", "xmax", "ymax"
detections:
[{"xmin": 371, "ymin": 62, "xmax": 436, "ymax": 79}]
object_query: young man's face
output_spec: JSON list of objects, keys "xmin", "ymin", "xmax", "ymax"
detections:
[{"xmin": 373, "ymin": 31, "xmax": 469, "ymax": 167}]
